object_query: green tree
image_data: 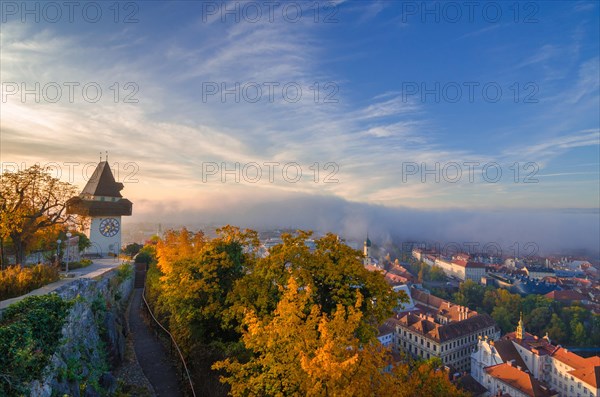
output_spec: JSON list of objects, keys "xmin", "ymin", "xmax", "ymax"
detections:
[
  {"xmin": 571, "ymin": 321, "xmax": 586, "ymax": 346},
  {"xmin": 521, "ymin": 294, "xmax": 551, "ymax": 315},
  {"xmin": 482, "ymin": 288, "xmax": 498, "ymax": 313},
  {"xmin": 453, "ymin": 279, "xmax": 484, "ymax": 309},
  {"xmin": 526, "ymin": 307, "xmax": 552, "ymax": 335},
  {"xmin": 546, "ymin": 314, "xmax": 567, "ymax": 343},
  {"xmin": 491, "ymin": 306, "xmax": 513, "ymax": 334},
  {"xmin": 561, "ymin": 305, "xmax": 589, "ymax": 327},
  {"xmin": 429, "ymin": 265, "xmax": 446, "ymax": 281},
  {"xmin": 122, "ymin": 242, "xmax": 143, "ymax": 258},
  {"xmin": 590, "ymin": 315, "xmax": 600, "ymax": 347}
]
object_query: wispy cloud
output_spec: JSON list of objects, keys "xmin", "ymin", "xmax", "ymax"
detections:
[{"xmin": 1, "ymin": 1, "xmax": 598, "ymax": 221}]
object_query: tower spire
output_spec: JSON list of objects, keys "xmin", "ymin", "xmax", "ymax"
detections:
[{"xmin": 516, "ymin": 311, "xmax": 525, "ymax": 340}]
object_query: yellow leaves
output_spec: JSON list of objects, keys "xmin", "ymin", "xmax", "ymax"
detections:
[
  {"xmin": 215, "ymin": 277, "xmax": 393, "ymax": 396},
  {"xmin": 1, "ymin": 165, "xmax": 79, "ymax": 264},
  {"xmin": 156, "ymin": 228, "xmax": 198, "ymax": 275},
  {"xmin": 0, "ymin": 264, "xmax": 60, "ymax": 300},
  {"xmin": 147, "ymin": 228, "xmax": 473, "ymax": 396}
]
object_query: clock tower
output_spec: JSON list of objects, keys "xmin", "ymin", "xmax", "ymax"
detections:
[{"xmin": 67, "ymin": 160, "xmax": 133, "ymax": 257}]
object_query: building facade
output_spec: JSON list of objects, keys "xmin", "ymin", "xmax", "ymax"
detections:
[
  {"xmin": 471, "ymin": 317, "xmax": 600, "ymax": 397},
  {"xmin": 435, "ymin": 255, "xmax": 487, "ymax": 282},
  {"xmin": 391, "ymin": 288, "xmax": 500, "ymax": 372}
]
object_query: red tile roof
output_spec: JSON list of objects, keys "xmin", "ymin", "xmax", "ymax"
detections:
[
  {"xmin": 544, "ymin": 290, "xmax": 587, "ymax": 302},
  {"xmin": 484, "ymin": 363, "xmax": 556, "ymax": 397},
  {"xmin": 397, "ymin": 311, "xmax": 497, "ymax": 343},
  {"xmin": 569, "ymin": 366, "xmax": 600, "ymax": 388},
  {"xmin": 491, "ymin": 339, "xmax": 528, "ymax": 370},
  {"xmin": 551, "ymin": 347, "xmax": 592, "ymax": 369}
]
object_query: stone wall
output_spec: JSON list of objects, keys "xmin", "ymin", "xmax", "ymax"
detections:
[{"xmin": 29, "ymin": 266, "xmax": 134, "ymax": 397}]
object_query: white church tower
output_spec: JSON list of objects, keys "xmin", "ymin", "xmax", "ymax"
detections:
[
  {"xmin": 67, "ymin": 159, "xmax": 133, "ymax": 257},
  {"xmin": 363, "ymin": 235, "xmax": 372, "ymax": 266}
]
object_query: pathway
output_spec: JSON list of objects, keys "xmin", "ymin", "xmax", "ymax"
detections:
[{"xmin": 129, "ymin": 288, "xmax": 183, "ymax": 397}]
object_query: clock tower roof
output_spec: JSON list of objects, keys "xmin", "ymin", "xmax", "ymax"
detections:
[
  {"xmin": 81, "ymin": 161, "xmax": 124, "ymax": 198},
  {"xmin": 66, "ymin": 160, "xmax": 132, "ymax": 217}
]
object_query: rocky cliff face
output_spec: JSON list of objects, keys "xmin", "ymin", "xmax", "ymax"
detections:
[{"xmin": 29, "ymin": 268, "xmax": 134, "ymax": 397}]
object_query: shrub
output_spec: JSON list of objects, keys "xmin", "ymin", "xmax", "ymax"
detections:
[
  {"xmin": 0, "ymin": 295, "xmax": 73, "ymax": 396},
  {"xmin": 65, "ymin": 259, "xmax": 93, "ymax": 270},
  {"xmin": 0, "ymin": 264, "xmax": 60, "ymax": 301},
  {"xmin": 115, "ymin": 263, "xmax": 133, "ymax": 283}
]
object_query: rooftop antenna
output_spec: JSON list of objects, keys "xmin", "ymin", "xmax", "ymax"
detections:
[
  {"xmin": 105, "ymin": 151, "xmax": 109, "ymax": 162},
  {"xmin": 100, "ymin": 151, "xmax": 103, "ymax": 162}
]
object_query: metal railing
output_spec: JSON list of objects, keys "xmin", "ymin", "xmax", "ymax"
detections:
[{"xmin": 141, "ymin": 284, "xmax": 197, "ymax": 397}]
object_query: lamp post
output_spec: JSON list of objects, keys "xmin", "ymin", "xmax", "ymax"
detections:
[
  {"xmin": 65, "ymin": 232, "xmax": 72, "ymax": 274},
  {"xmin": 56, "ymin": 239, "xmax": 62, "ymax": 267}
]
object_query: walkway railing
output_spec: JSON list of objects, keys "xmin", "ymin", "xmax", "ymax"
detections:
[{"xmin": 141, "ymin": 285, "xmax": 197, "ymax": 397}]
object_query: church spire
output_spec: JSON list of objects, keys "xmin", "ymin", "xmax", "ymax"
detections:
[{"xmin": 516, "ymin": 312, "xmax": 525, "ymax": 340}]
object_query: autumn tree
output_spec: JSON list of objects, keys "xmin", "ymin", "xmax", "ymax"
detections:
[
  {"xmin": 227, "ymin": 232, "xmax": 401, "ymax": 342},
  {"xmin": 215, "ymin": 277, "xmax": 394, "ymax": 396},
  {"xmin": 0, "ymin": 165, "xmax": 78, "ymax": 266},
  {"xmin": 153, "ymin": 226, "xmax": 258, "ymax": 350},
  {"xmin": 390, "ymin": 358, "xmax": 470, "ymax": 397},
  {"xmin": 215, "ymin": 277, "xmax": 467, "ymax": 397}
]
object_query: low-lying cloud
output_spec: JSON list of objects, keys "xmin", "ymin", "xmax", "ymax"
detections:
[{"xmin": 128, "ymin": 193, "xmax": 600, "ymax": 258}]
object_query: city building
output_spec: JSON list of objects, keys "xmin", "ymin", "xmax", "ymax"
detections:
[
  {"xmin": 483, "ymin": 272, "xmax": 559, "ymax": 296},
  {"xmin": 524, "ymin": 266, "xmax": 556, "ymax": 280},
  {"xmin": 377, "ymin": 319, "xmax": 396, "ymax": 348},
  {"xmin": 392, "ymin": 284, "xmax": 416, "ymax": 312},
  {"xmin": 434, "ymin": 254, "xmax": 487, "ymax": 282},
  {"xmin": 471, "ymin": 315, "xmax": 600, "ymax": 397},
  {"xmin": 482, "ymin": 362, "xmax": 558, "ymax": 397},
  {"xmin": 390, "ymin": 288, "xmax": 500, "ymax": 372},
  {"xmin": 544, "ymin": 290, "xmax": 589, "ymax": 304}
]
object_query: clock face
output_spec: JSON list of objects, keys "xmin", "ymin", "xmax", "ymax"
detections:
[{"xmin": 99, "ymin": 218, "xmax": 120, "ymax": 237}]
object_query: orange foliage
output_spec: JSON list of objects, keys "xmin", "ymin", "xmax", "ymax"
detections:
[{"xmin": 0, "ymin": 264, "xmax": 59, "ymax": 301}]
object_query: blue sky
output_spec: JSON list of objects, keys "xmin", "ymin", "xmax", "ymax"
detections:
[{"xmin": 1, "ymin": 1, "xmax": 599, "ymax": 252}]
